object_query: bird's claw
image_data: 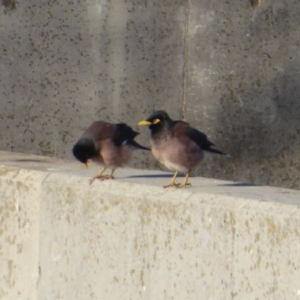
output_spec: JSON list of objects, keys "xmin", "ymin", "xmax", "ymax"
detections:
[
  {"xmin": 89, "ymin": 175, "xmax": 115, "ymax": 184},
  {"xmin": 176, "ymin": 183, "xmax": 191, "ymax": 188},
  {"xmin": 163, "ymin": 183, "xmax": 180, "ymax": 188},
  {"xmin": 100, "ymin": 175, "xmax": 115, "ymax": 181},
  {"xmin": 163, "ymin": 182, "xmax": 191, "ymax": 189},
  {"xmin": 89, "ymin": 177, "xmax": 96, "ymax": 185}
]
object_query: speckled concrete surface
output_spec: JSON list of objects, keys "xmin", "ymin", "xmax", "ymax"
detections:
[
  {"xmin": 1, "ymin": 1, "xmax": 300, "ymax": 190},
  {"xmin": 185, "ymin": 0, "xmax": 300, "ymax": 189},
  {"xmin": 0, "ymin": 0, "xmax": 185, "ymax": 167},
  {"xmin": 1, "ymin": 150, "xmax": 300, "ymax": 205},
  {"xmin": 1, "ymin": 151, "xmax": 300, "ymax": 299}
]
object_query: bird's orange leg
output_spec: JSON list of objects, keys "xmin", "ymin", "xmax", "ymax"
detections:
[
  {"xmin": 177, "ymin": 172, "xmax": 191, "ymax": 188},
  {"xmin": 163, "ymin": 171, "xmax": 180, "ymax": 188},
  {"xmin": 100, "ymin": 168, "xmax": 116, "ymax": 180},
  {"xmin": 89, "ymin": 167, "xmax": 107, "ymax": 184}
]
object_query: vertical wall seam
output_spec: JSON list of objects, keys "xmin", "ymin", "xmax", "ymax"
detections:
[{"xmin": 181, "ymin": 0, "xmax": 189, "ymax": 121}]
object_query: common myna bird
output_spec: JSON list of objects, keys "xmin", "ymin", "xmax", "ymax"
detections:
[
  {"xmin": 138, "ymin": 110, "xmax": 229, "ymax": 188},
  {"xmin": 72, "ymin": 121, "xmax": 149, "ymax": 184}
]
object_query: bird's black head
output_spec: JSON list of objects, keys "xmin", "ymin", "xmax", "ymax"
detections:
[
  {"xmin": 72, "ymin": 137, "xmax": 97, "ymax": 165},
  {"xmin": 138, "ymin": 110, "xmax": 172, "ymax": 132}
]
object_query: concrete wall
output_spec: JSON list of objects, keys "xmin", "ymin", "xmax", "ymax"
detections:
[
  {"xmin": 1, "ymin": 151, "xmax": 300, "ymax": 299},
  {"xmin": 1, "ymin": 0, "xmax": 300, "ymax": 189}
]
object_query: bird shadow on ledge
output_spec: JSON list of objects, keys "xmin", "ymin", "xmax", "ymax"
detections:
[
  {"xmin": 127, "ymin": 173, "xmax": 184, "ymax": 179},
  {"xmin": 0, "ymin": 159, "xmax": 45, "ymax": 163},
  {"xmin": 13, "ymin": 159, "xmax": 45, "ymax": 163},
  {"xmin": 126, "ymin": 174, "xmax": 254, "ymax": 186},
  {"xmin": 217, "ymin": 182, "xmax": 255, "ymax": 187}
]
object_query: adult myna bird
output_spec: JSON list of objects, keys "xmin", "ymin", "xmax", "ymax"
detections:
[
  {"xmin": 138, "ymin": 110, "xmax": 229, "ymax": 188},
  {"xmin": 72, "ymin": 121, "xmax": 149, "ymax": 184}
]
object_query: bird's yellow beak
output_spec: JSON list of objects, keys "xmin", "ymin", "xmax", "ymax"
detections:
[
  {"xmin": 138, "ymin": 119, "xmax": 160, "ymax": 126},
  {"xmin": 85, "ymin": 161, "xmax": 89, "ymax": 168},
  {"xmin": 138, "ymin": 120, "xmax": 152, "ymax": 126}
]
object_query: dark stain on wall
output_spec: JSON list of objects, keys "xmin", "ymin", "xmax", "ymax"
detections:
[{"xmin": 2, "ymin": 0, "xmax": 16, "ymax": 10}]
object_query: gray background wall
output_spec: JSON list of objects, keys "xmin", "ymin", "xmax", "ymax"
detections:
[{"xmin": 1, "ymin": 0, "xmax": 300, "ymax": 189}]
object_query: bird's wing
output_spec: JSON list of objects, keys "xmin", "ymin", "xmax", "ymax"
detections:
[
  {"xmin": 182, "ymin": 124, "xmax": 215, "ymax": 149},
  {"xmin": 168, "ymin": 120, "xmax": 209, "ymax": 148},
  {"xmin": 171, "ymin": 121, "xmax": 227, "ymax": 155},
  {"xmin": 83, "ymin": 121, "xmax": 142, "ymax": 146},
  {"xmin": 83, "ymin": 121, "xmax": 116, "ymax": 142}
]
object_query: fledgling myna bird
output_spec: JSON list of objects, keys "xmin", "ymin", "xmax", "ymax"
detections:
[
  {"xmin": 72, "ymin": 121, "xmax": 149, "ymax": 184},
  {"xmin": 138, "ymin": 110, "xmax": 230, "ymax": 188}
]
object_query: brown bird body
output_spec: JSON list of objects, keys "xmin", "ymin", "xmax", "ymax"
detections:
[
  {"xmin": 150, "ymin": 122, "xmax": 204, "ymax": 174},
  {"xmin": 73, "ymin": 121, "xmax": 149, "ymax": 184},
  {"xmin": 139, "ymin": 111, "xmax": 229, "ymax": 188}
]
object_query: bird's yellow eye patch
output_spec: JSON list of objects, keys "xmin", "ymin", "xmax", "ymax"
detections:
[
  {"xmin": 138, "ymin": 120, "xmax": 152, "ymax": 126},
  {"xmin": 152, "ymin": 118, "xmax": 160, "ymax": 124}
]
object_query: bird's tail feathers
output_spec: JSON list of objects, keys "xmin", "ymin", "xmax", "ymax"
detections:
[
  {"xmin": 204, "ymin": 148, "xmax": 232, "ymax": 158},
  {"xmin": 125, "ymin": 140, "xmax": 150, "ymax": 151}
]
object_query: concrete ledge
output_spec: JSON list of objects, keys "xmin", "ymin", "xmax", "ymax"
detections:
[{"xmin": 0, "ymin": 151, "xmax": 300, "ymax": 299}]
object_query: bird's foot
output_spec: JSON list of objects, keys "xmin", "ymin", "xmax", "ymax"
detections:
[
  {"xmin": 163, "ymin": 182, "xmax": 192, "ymax": 188},
  {"xmin": 100, "ymin": 175, "xmax": 115, "ymax": 181},
  {"xmin": 89, "ymin": 177, "xmax": 97, "ymax": 185},
  {"xmin": 89, "ymin": 175, "xmax": 114, "ymax": 184},
  {"xmin": 176, "ymin": 182, "xmax": 191, "ymax": 188},
  {"xmin": 163, "ymin": 182, "xmax": 180, "ymax": 188}
]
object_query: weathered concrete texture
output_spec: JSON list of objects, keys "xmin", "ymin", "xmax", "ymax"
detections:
[
  {"xmin": 185, "ymin": 0, "xmax": 300, "ymax": 188},
  {"xmin": 1, "ymin": 0, "xmax": 300, "ymax": 190},
  {"xmin": 1, "ymin": 151, "xmax": 300, "ymax": 300},
  {"xmin": 0, "ymin": 0, "xmax": 185, "ymax": 167}
]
